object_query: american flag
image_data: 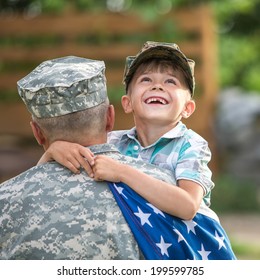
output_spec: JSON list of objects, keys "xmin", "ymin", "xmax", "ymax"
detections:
[{"xmin": 108, "ymin": 182, "xmax": 236, "ymax": 260}]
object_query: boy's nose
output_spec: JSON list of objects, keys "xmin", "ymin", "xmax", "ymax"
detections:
[{"xmin": 152, "ymin": 84, "xmax": 164, "ymax": 91}]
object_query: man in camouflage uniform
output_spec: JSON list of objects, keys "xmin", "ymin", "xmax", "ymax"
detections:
[{"xmin": 0, "ymin": 56, "xmax": 174, "ymax": 260}]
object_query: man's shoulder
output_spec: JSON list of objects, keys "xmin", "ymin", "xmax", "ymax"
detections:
[
  {"xmin": 0, "ymin": 162, "xmax": 92, "ymax": 192},
  {"xmin": 111, "ymin": 153, "xmax": 175, "ymax": 184},
  {"xmin": 1, "ymin": 161, "xmax": 58, "ymax": 180},
  {"xmin": 0, "ymin": 164, "xmax": 48, "ymax": 188}
]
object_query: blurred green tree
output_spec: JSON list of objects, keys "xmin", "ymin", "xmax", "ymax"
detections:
[{"xmin": 1, "ymin": 0, "xmax": 260, "ymax": 92}]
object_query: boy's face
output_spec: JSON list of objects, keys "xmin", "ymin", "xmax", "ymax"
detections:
[{"xmin": 122, "ymin": 64, "xmax": 195, "ymax": 127}]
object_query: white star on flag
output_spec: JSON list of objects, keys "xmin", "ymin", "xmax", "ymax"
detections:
[
  {"xmin": 146, "ymin": 203, "xmax": 165, "ymax": 217},
  {"xmin": 214, "ymin": 230, "xmax": 226, "ymax": 250},
  {"xmin": 173, "ymin": 228, "xmax": 186, "ymax": 243},
  {"xmin": 182, "ymin": 219, "xmax": 197, "ymax": 234},
  {"xmin": 156, "ymin": 235, "xmax": 172, "ymax": 257},
  {"xmin": 113, "ymin": 183, "xmax": 128, "ymax": 199},
  {"xmin": 134, "ymin": 207, "xmax": 152, "ymax": 227},
  {"xmin": 198, "ymin": 244, "xmax": 211, "ymax": 260}
]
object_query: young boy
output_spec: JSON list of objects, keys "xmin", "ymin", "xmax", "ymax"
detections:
[{"xmin": 39, "ymin": 41, "xmax": 213, "ymax": 220}]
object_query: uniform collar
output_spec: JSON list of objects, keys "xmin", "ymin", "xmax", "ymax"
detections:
[{"xmin": 88, "ymin": 143, "xmax": 120, "ymax": 155}]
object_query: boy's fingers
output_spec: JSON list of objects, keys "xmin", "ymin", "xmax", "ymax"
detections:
[
  {"xmin": 66, "ymin": 156, "xmax": 81, "ymax": 170},
  {"xmin": 65, "ymin": 158, "xmax": 94, "ymax": 178},
  {"xmin": 84, "ymin": 155, "xmax": 95, "ymax": 166},
  {"xmin": 66, "ymin": 161, "xmax": 80, "ymax": 174},
  {"xmin": 77, "ymin": 157, "xmax": 94, "ymax": 178},
  {"xmin": 79, "ymin": 148, "xmax": 95, "ymax": 166}
]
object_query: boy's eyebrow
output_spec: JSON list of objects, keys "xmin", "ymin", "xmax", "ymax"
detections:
[
  {"xmin": 140, "ymin": 71, "xmax": 180, "ymax": 79},
  {"xmin": 139, "ymin": 69, "xmax": 177, "ymax": 75}
]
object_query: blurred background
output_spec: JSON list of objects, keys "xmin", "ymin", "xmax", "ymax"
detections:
[{"xmin": 0, "ymin": 0, "xmax": 259, "ymax": 259}]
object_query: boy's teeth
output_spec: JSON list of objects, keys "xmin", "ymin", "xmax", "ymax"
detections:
[{"xmin": 146, "ymin": 97, "xmax": 167, "ymax": 104}]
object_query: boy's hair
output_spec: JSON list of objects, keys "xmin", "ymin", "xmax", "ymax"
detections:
[
  {"xmin": 127, "ymin": 58, "xmax": 190, "ymax": 94},
  {"xmin": 123, "ymin": 41, "xmax": 195, "ymax": 96}
]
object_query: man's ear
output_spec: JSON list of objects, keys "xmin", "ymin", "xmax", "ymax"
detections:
[
  {"xmin": 181, "ymin": 100, "xmax": 196, "ymax": 119},
  {"xmin": 121, "ymin": 95, "xmax": 133, "ymax": 114},
  {"xmin": 30, "ymin": 121, "xmax": 46, "ymax": 146},
  {"xmin": 106, "ymin": 105, "xmax": 115, "ymax": 132}
]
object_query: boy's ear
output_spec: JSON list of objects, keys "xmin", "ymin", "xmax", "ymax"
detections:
[
  {"xmin": 121, "ymin": 95, "xmax": 133, "ymax": 114},
  {"xmin": 181, "ymin": 99, "xmax": 196, "ymax": 119},
  {"xmin": 30, "ymin": 121, "xmax": 46, "ymax": 146}
]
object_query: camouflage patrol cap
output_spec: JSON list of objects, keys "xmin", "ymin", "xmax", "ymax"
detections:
[
  {"xmin": 123, "ymin": 41, "xmax": 195, "ymax": 96},
  {"xmin": 17, "ymin": 56, "xmax": 107, "ymax": 118}
]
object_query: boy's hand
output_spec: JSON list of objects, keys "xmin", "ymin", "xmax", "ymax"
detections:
[
  {"xmin": 38, "ymin": 141, "xmax": 95, "ymax": 177},
  {"xmin": 93, "ymin": 155, "xmax": 122, "ymax": 182}
]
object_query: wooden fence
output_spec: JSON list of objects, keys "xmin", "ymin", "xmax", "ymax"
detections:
[{"xmin": 0, "ymin": 4, "xmax": 218, "ymax": 181}]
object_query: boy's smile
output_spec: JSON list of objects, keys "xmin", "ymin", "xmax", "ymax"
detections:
[{"xmin": 144, "ymin": 96, "xmax": 168, "ymax": 105}]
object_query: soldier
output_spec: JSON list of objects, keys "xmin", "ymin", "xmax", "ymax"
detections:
[{"xmin": 0, "ymin": 56, "xmax": 174, "ymax": 260}]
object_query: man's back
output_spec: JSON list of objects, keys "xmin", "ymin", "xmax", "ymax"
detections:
[{"xmin": 0, "ymin": 144, "xmax": 173, "ymax": 260}]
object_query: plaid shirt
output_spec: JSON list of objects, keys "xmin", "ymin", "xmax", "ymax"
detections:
[{"xmin": 108, "ymin": 121, "xmax": 214, "ymax": 207}]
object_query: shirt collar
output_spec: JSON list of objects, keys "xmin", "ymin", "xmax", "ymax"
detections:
[
  {"xmin": 124, "ymin": 121, "xmax": 187, "ymax": 141},
  {"xmin": 162, "ymin": 121, "xmax": 187, "ymax": 139}
]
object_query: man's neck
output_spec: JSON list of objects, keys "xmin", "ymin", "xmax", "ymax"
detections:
[
  {"xmin": 83, "ymin": 138, "xmax": 107, "ymax": 147},
  {"xmin": 45, "ymin": 135, "xmax": 108, "ymax": 150}
]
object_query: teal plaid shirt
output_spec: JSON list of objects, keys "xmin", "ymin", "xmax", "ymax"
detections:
[{"xmin": 108, "ymin": 121, "xmax": 214, "ymax": 207}]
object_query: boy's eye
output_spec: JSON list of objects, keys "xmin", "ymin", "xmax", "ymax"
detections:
[
  {"xmin": 140, "ymin": 77, "xmax": 151, "ymax": 82},
  {"xmin": 166, "ymin": 78, "xmax": 177, "ymax": 84}
]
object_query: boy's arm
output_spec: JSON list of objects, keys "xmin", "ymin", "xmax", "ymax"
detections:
[
  {"xmin": 38, "ymin": 141, "xmax": 204, "ymax": 219},
  {"xmin": 93, "ymin": 155, "xmax": 203, "ymax": 220},
  {"xmin": 38, "ymin": 141, "xmax": 95, "ymax": 177}
]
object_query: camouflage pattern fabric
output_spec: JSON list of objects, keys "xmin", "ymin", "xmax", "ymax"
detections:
[
  {"xmin": 0, "ymin": 144, "xmax": 174, "ymax": 260},
  {"xmin": 17, "ymin": 56, "xmax": 107, "ymax": 118},
  {"xmin": 123, "ymin": 41, "xmax": 196, "ymax": 96}
]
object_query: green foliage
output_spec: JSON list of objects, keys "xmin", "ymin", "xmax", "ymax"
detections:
[
  {"xmin": 211, "ymin": 173, "xmax": 260, "ymax": 213},
  {"xmin": 108, "ymin": 86, "xmax": 124, "ymax": 103},
  {"xmin": 0, "ymin": 90, "xmax": 20, "ymax": 102},
  {"xmin": 244, "ymin": 64, "xmax": 260, "ymax": 92},
  {"xmin": 212, "ymin": 0, "xmax": 260, "ymax": 92},
  {"xmin": 230, "ymin": 240, "xmax": 260, "ymax": 260},
  {"xmin": 219, "ymin": 36, "xmax": 260, "ymax": 91},
  {"xmin": 40, "ymin": 0, "xmax": 65, "ymax": 13},
  {"xmin": 1, "ymin": 0, "xmax": 260, "ymax": 93}
]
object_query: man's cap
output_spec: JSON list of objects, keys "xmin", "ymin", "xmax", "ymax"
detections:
[
  {"xmin": 17, "ymin": 56, "xmax": 107, "ymax": 118},
  {"xmin": 123, "ymin": 41, "xmax": 195, "ymax": 96}
]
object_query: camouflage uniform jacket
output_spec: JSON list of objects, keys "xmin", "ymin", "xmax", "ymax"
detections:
[{"xmin": 0, "ymin": 143, "xmax": 174, "ymax": 260}]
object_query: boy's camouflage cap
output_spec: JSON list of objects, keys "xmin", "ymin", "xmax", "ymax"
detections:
[
  {"xmin": 17, "ymin": 56, "xmax": 107, "ymax": 118},
  {"xmin": 123, "ymin": 41, "xmax": 195, "ymax": 96}
]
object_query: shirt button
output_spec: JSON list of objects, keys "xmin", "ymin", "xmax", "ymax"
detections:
[{"xmin": 133, "ymin": 145, "xmax": 139, "ymax": 151}]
